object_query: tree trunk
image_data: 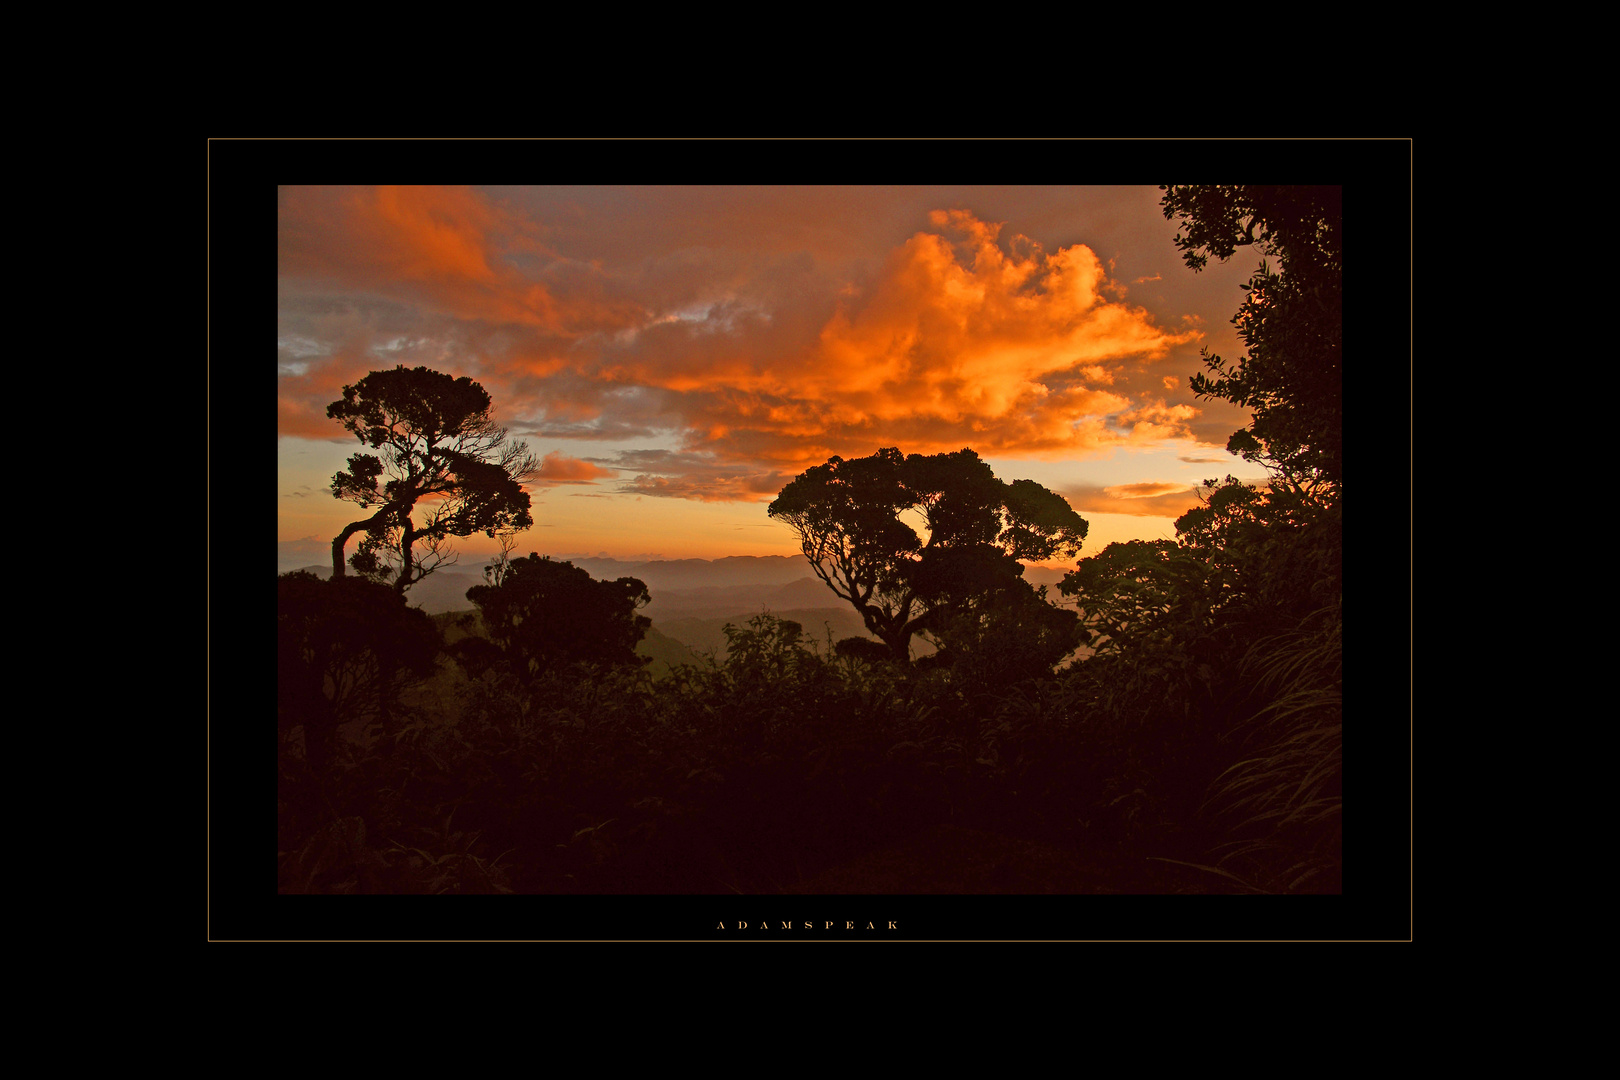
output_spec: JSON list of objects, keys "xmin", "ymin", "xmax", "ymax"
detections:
[
  {"xmin": 393, "ymin": 511, "xmax": 417, "ymax": 594},
  {"xmin": 331, "ymin": 508, "xmax": 392, "ymax": 578},
  {"xmin": 868, "ymin": 610, "xmax": 913, "ymax": 664},
  {"xmin": 864, "ymin": 603, "xmax": 919, "ymax": 665}
]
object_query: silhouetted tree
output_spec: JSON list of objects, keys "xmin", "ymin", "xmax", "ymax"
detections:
[
  {"xmin": 1030, "ymin": 190, "xmax": 1347, "ymax": 891},
  {"xmin": 833, "ymin": 636, "xmax": 896, "ymax": 666},
  {"xmin": 1156, "ymin": 186, "xmax": 1345, "ymax": 622},
  {"xmin": 327, "ymin": 365, "xmax": 541, "ymax": 592},
  {"xmin": 1059, "ymin": 539, "xmax": 1212, "ymax": 657},
  {"xmin": 1161, "ymin": 185, "xmax": 1342, "ymax": 491},
  {"xmin": 927, "ymin": 577, "xmax": 1084, "ymax": 692},
  {"xmin": 769, "ymin": 447, "xmax": 1087, "ymax": 662},
  {"xmin": 277, "ymin": 570, "xmax": 441, "ymax": 773},
  {"xmin": 1174, "ymin": 474, "xmax": 1343, "ymax": 623},
  {"xmin": 462, "ymin": 555, "xmax": 652, "ymax": 680}
]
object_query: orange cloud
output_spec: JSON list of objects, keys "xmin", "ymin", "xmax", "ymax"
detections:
[
  {"xmin": 596, "ymin": 448, "xmax": 789, "ymax": 503},
  {"xmin": 1105, "ymin": 482, "xmax": 1191, "ymax": 499},
  {"xmin": 553, "ymin": 210, "xmax": 1203, "ymax": 484},
  {"xmin": 282, "ymin": 186, "xmax": 506, "ymax": 290},
  {"xmin": 366, "ymin": 185, "xmax": 503, "ymax": 285},
  {"xmin": 277, "ymin": 392, "xmax": 336, "ymax": 442},
  {"xmin": 280, "ymin": 194, "xmax": 1214, "ymax": 504},
  {"xmin": 622, "ymin": 473, "xmax": 788, "ymax": 503},
  {"xmin": 662, "ymin": 212, "xmax": 1198, "ymax": 474},
  {"xmin": 1116, "ymin": 401, "xmax": 1200, "ymax": 442},
  {"xmin": 533, "ymin": 451, "xmax": 616, "ymax": 486},
  {"xmin": 1060, "ymin": 482, "xmax": 1205, "ymax": 519},
  {"xmin": 279, "ymin": 185, "xmax": 645, "ymax": 337}
]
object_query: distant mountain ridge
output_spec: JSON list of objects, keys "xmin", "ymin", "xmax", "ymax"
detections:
[
  {"xmin": 279, "ymin": 553, "xmax": 1069, "ymax": 618},
  {"xmin": 279, "ymin": 554, "xmax": 819, "ymax": 616},
  {"xmin": 281, "ymin": 551, "xmax": 1069, "ymax": 667},
  {"xmin": 561, "ymin": 554, "xmax": 814, "ymax": 591}
]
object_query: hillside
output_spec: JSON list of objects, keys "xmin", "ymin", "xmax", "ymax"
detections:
[
  {"xmin": 282, "ymin": 557, "xmax": 1068, "ymax": 619},
  {"xmin": 282, "ymin": 555, "xmax": 822, "ymax": 617},
  {"xmin": 637, "ymin": 625, "xmax": 705, "ymax": 675},
  {"xmin": 296, "ymin": 555, "xmax": 1053, "ymax": 666},
  {"xmin": 430, "ymin": 604, "xmax": 887, "ymax": 674}
]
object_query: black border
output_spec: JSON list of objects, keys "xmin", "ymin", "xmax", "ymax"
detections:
[{"xmin": 221, "ymin": 139, "xmax": 1411, "ymax": 941}]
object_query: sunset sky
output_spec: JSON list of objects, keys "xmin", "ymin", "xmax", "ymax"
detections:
[{"xmin": 276, "ymin": 185, "xmax": 1266, "ymax": 569}]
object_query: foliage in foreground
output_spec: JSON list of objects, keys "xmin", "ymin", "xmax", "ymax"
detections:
[{"xmin": 278, "ymin": 575, "xmax": 1341, "ymax": 893}]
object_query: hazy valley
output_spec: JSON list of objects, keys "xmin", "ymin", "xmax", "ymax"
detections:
[{"xmin": 280, "ymin": 553, "xmax": 1070, "ymax": 667}]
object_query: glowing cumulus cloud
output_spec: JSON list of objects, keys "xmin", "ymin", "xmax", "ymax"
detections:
[
  {"xmin": 607, "ymin": 210, "xmax": 1202, "ymax": 486},
  {"xmin": 278, "ymin": 187, "xmax": 1234, "ymax": 546}
]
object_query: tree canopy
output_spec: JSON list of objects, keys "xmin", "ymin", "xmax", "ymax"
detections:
[
  {"xmin": 277, "ymin": 570, "xmax": 441, "ymax": 772},
  {"xmin": 462, "ymin": 555, "xmax": 652, "ymax": 680},
  {"xmin": 1160, "ymin": 185, "xmax": 1342, "ymax": 491},
  {"xmin": 768, "ymin": 447, "xmax": 1088, "ymax": 662},
  {"xmin": 1059, "ymin": 539, "xmax": 1214, "ymax": 657},
  {"xmin": 1153, "ymin": 186, "xmax": 1345, "ymax": 618},
  {"xmin": 327, "ymin": 365, "xmax": 541, "ymax": 593}
]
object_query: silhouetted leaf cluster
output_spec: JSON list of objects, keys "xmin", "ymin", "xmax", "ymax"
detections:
[
  {"xmin": 768, "ymin": 447, "xmax": 1086, "ymax": 664},
  {"xmin": 460, "ymin": 554, "xmax": 651, "ymax": 681},
  {"xmin": 327, "ymin": 366, "xmax": 541, "ymax": 593},
  {"xmin": 1161, "ymin": 184, "xmax": 1342, "ymax": 490}
]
